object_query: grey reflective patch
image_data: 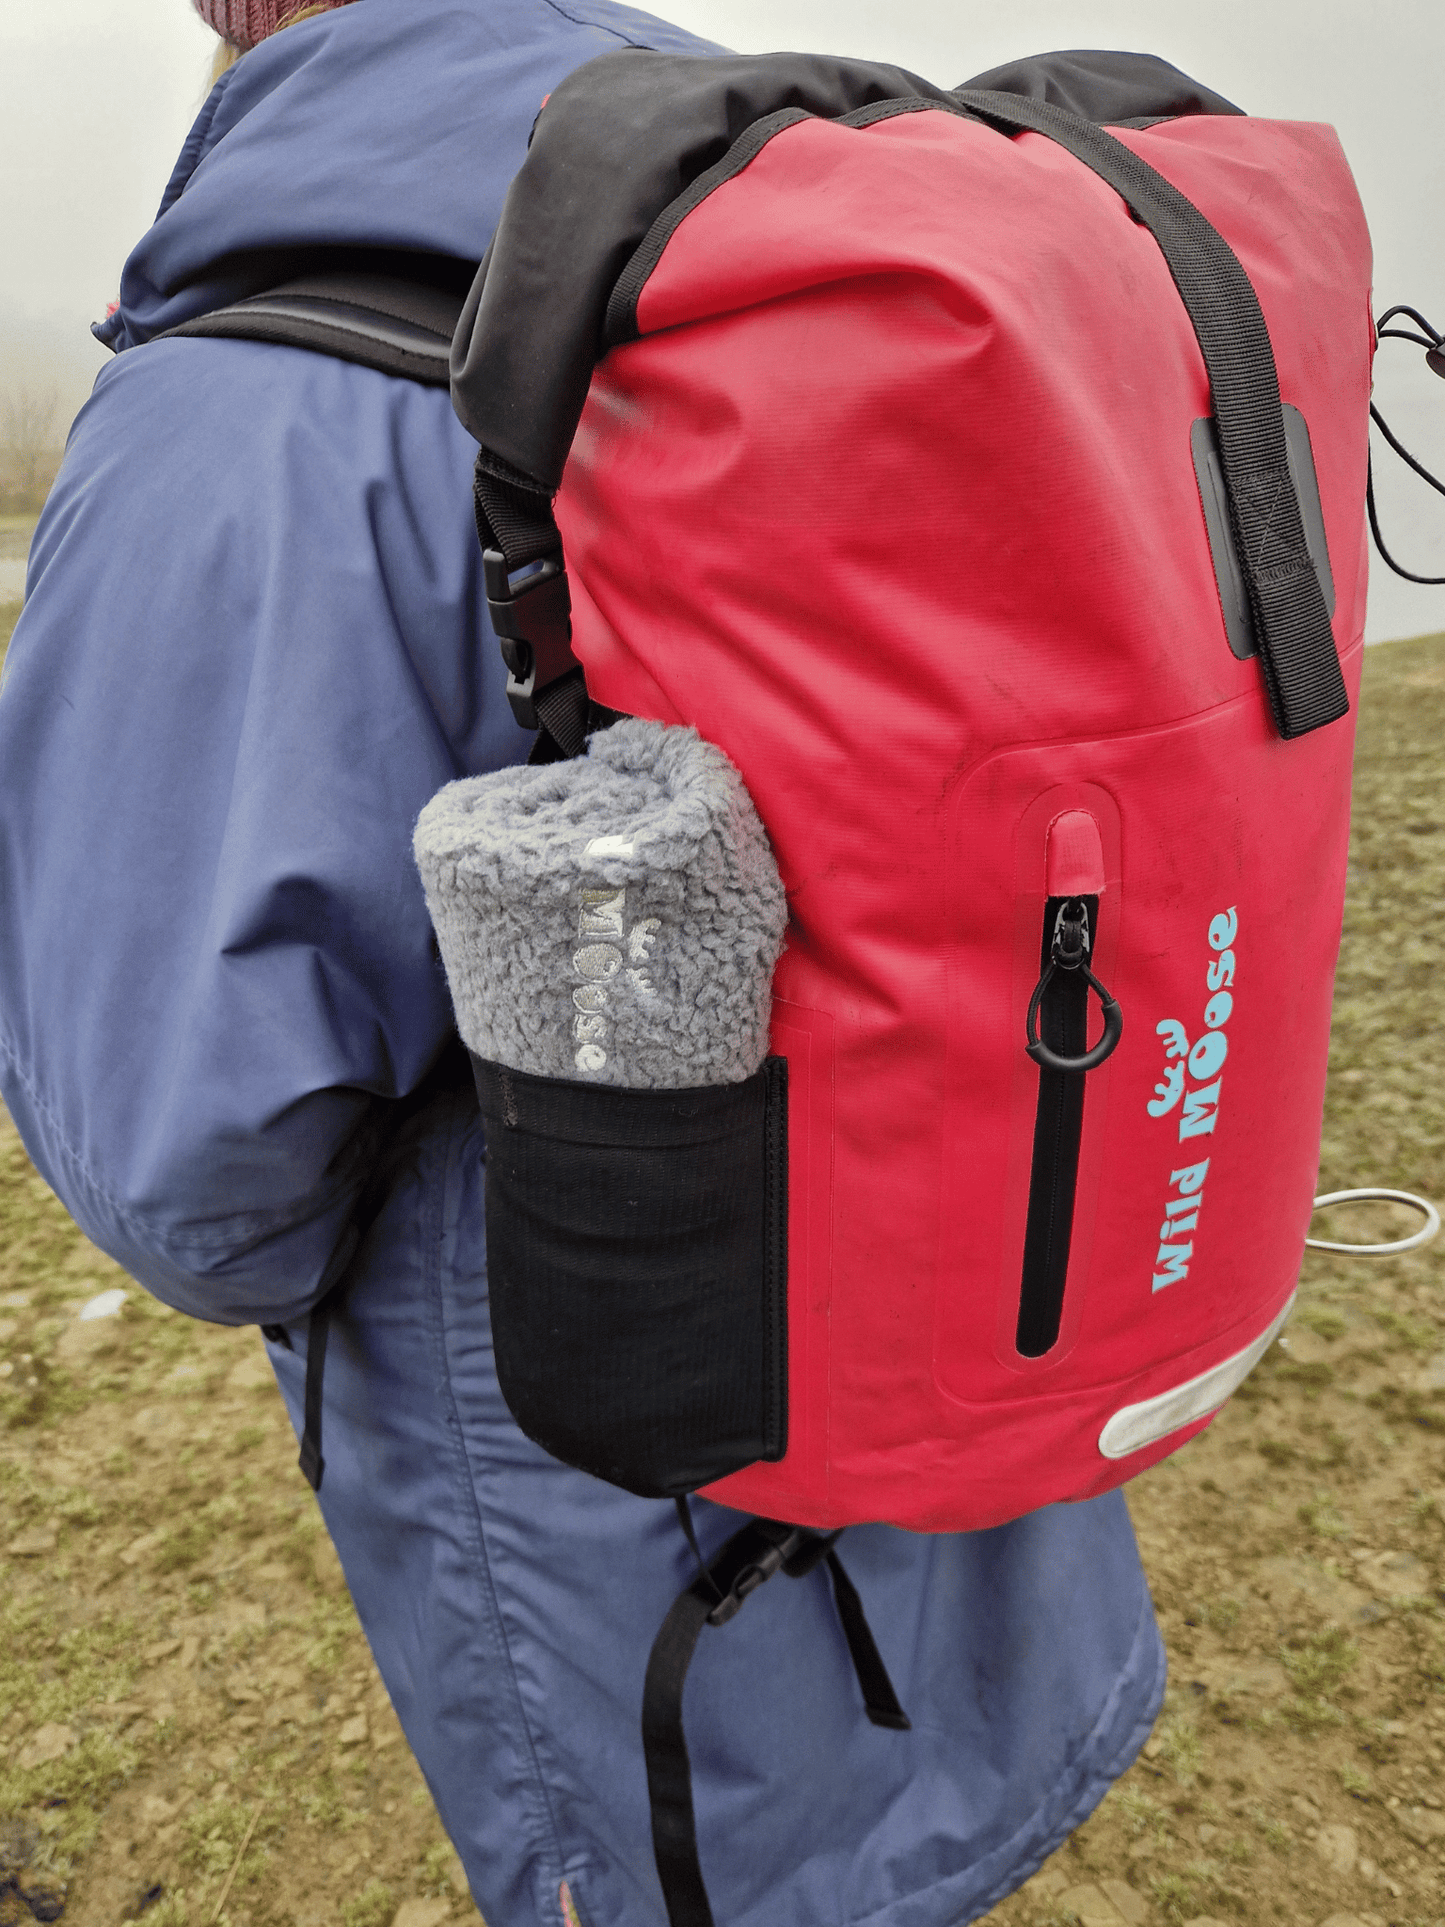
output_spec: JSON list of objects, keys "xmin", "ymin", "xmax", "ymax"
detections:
[{"xmin": 1098, "ymin": 1295, "xmax": 1295, "ymax": 1460}]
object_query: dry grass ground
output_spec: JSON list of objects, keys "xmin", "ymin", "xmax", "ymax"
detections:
[{"xmin": 0, "ymin": 604, "xmax": 1442, "ymax": 1927}]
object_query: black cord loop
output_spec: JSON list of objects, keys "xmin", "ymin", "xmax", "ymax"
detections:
[
  {"xmin": 1026, "ymin": 961, "xmax": 1123, "ymax": 1073},
  {"xmin": 1367, "ymin": 304, "xmax": 1445, "ymax": 582}
]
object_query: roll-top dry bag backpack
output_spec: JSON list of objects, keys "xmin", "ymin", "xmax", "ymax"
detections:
[
  {"xmin": 443, "ymin": 45, "xmax": 1372, "ymax": 1536},
  {"xmin": 430, "ymin": 46, "xmax": 1376, "ymax": 1925}
]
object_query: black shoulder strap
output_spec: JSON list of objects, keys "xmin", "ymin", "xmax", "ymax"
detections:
[{"xmin": 157, "ymin": 270, "xmax": 465, "ymax": 387}]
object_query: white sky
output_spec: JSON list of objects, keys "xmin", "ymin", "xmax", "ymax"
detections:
[{"xmin": 1, "ymin": 0, "xmax": 1443, "ymax": 639}]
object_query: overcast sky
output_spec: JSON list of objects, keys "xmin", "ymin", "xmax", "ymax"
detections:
[{"xmin": 2, "ymin": 0, "xmax": 1443, "ymax": 640}]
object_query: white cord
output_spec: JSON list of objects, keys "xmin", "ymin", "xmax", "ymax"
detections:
[{"xmin": 1305, "ymin": 1187, "xmax": 1441, "ymax": 1256}]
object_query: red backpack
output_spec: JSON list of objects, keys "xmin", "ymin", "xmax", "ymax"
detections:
[{"xmin": 450, "ymin": 47, "xmax": 1371, "ymax": 1540}]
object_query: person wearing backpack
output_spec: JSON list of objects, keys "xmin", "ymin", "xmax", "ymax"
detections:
[{"xmin": 0, "ymin": 2, "xmax": 1168, "ymax": 1921}]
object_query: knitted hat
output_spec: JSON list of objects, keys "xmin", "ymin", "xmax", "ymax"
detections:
[
  {"xmin": 194, "ymin": 0, "xmax": 355, "ymax": 52},
  {"xmin": 414, "ymin": 720, "xmax": 788, "ymax": 1090}
]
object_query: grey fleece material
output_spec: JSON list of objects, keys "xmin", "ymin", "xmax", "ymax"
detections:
[{"xmin": 414, "ymin": 720, "xmax": 787, "ymax": 1088}]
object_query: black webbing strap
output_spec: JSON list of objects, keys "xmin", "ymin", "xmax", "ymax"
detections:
[
  {"xmin": 952, "ymin": 89, "xmax": 1348, "ymax": 741},
  {"xmin": 290, "ymin": 1043, "xmax": 478, "ymax": 1493},
  {"xmin": 821, "ymin": 1548, "xmax": 911, "ymax": 1730},
  {"xmin": 158, "ymin": 271, "xmax": 465, "ymax": 387},
  {"xmin": 673, "ymin": 1496, "xmax": 724, "ymax": 1604},
  {"xmin": 530, "ymin": 669, "xmax": 592, "ymax": 762},
  {"xmin": 473, "ymin": 456, "xmax": 561, "ymax": 571},
  {"xmin": 297, "ymin": 1289, "xmax": 334, "ymax": 1492},
  {"xmin": 642, "ymin": 1516, "xmax": 909, "ymax": 1927},
  {"xmin": 643, "ymin": 1578, "xmax": 721, "ymax": 1927}
]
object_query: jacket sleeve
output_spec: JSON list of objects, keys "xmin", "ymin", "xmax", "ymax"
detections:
[{"xmin": 0, "ymin": 335, "xmax": 529, "ymax": 1324}]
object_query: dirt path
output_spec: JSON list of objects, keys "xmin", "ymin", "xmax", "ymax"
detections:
[{"xmin": 1, "ymin": 634, "xmax": 1442, "ymax": 1927}]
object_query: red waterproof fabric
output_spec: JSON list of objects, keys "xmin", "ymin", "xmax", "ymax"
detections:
[{"xmin": 555, "ymin": 108, "xmax": 1373, "ymax": 1530}]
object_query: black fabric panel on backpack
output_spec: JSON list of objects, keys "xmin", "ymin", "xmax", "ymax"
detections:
[
  {"xmin": 604, "ymin": 106, "xmax": 814, "ymax": 349},
  {"xmin": 957, "ymin": 48, "xmax": 1242, "ymax": 122},
  {"xmin": 450, "ymin": 47, "xmax": 1239, "ymax": 492},
  {"xmin": 471, "ymin": 1054, "xmax": 789, "ymax": 1497},
  {"xmin": 451, "ymin": 49, "xmax": 965, "ymax": 484}
]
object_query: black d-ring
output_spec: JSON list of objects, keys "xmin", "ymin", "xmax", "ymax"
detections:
[{"xmin": 1026, "ymin": 961, "xmax": 1123, "ymax": 1073}]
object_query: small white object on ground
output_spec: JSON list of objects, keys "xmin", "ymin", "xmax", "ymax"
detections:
[{"xmin": 78, "ymin": 1287, "xmax": 128, "ymax": 1321}]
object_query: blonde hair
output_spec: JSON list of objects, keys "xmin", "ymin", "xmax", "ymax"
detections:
[{"xmin": 209, "ymin": 4, "xmax": 342, "ymax": 85}]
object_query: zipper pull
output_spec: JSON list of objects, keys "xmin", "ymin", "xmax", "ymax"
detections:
[
  {"xmin": 1051, "ymin": 898, "xmax": 1092, "ymax": 970},
  {"xmin": 1026, "ymin": 896, "xmax": 1123, "ymax": 1073}
]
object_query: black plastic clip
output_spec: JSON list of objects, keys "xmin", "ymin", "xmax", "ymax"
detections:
[
  {"xmin": 1025, "ymin": 899, "xmax": 1124, "ymax": 1074},
  {"xmin": 704, "ymin": 1521, "xmax": 812, "ymax": 1627},
  {"xmin": 483, "ymin": 547, "xmax": 580, "ymax": 730}
]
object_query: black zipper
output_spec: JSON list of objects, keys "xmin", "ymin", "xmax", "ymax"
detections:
[{"xmin": 1017, "ymin": 894, "xmax": 1123, "ymax": 1358}]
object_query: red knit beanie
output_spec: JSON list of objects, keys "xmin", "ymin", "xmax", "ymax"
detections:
[{"xmin": 193, "ymin": 0, "xmax": 357, "ymax": 53}]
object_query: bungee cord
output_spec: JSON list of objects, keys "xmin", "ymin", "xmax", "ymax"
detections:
[{"xmin": 1368, "ymin": 303, "xmax": 1445, "ymax": 582}]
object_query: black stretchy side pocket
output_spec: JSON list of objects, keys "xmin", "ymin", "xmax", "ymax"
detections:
[{"xmin": 471, "ymin": 1054, "xmax": 789, "ymax": 1497}]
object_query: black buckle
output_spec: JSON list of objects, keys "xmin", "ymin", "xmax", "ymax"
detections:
[
  {"xmin": 703, "ymin": 1521, "xmax": 812, "ymax": 1627},
  {"xmin": 483, "ymin": 547, "xmax": 579, "ymax": 730}
]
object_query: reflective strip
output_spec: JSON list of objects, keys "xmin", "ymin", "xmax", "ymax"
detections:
[{"xmin": 1097, "ymin": 1295, "xmax": 1295, "ymax": 1460}]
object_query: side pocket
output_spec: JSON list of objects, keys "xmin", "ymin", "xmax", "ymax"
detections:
[{"xmin": 472, "ymin": 1054, "xmax": 788, "ymax": 1497}]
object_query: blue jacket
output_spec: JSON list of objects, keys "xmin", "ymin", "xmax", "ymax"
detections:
[{"xmin": 0, "ymin": 3, "xmax": 1165, "ymax": 1921}]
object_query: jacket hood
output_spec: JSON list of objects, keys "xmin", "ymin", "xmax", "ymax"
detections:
[{"xmin": 99, "ymin": 0, "xmax": 721, "ymax": 353}]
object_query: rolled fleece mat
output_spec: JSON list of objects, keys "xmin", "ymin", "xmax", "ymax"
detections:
[{"xmin": 413, "ymin": 719, "xmax": 788, "ymax": 1088}]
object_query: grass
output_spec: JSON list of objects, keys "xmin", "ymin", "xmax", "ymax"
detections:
[{"xmin": 1281, "ymin": 1626, "xmax": 1359, "ymax": 1700}]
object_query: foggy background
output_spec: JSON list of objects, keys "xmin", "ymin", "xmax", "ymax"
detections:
[{"xmin": 2, "ymin": 0, "xmax": 1442, "ymax": 639}]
